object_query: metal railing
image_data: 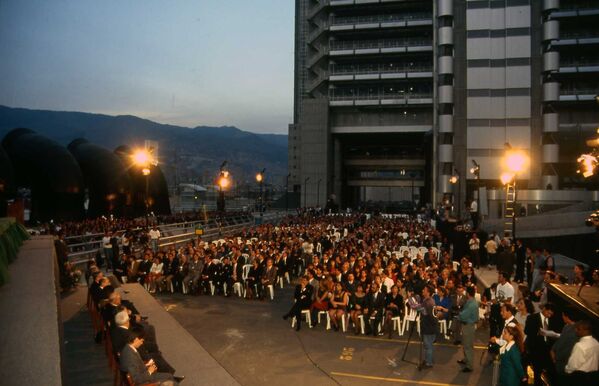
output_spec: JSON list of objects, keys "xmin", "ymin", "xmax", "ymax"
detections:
[
  {"xmin": 330, "ymin": 38, "xmax": 432, "ymax": 51},
  {"xmin": 330, "ymin": 13, "xmax": 431, "ymax": 26},
  {"xmin": 330, "ymin": 92, "xmax": 433, "ymax": 101},
  {"xmin": 330, "ymin": 65, "xmax": 433, "ymax": 76},
  {"xmin": 66, "ymin": 211, "xmax": 287, "ymax": 267}
]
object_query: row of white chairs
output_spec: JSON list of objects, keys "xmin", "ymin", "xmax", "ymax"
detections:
[{"xmin": 291, "ymin": 304, "xmax": 452, "ymax": 339}]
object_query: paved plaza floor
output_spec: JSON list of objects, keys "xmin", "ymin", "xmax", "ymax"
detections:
[{"xmin": 158, "ymin": 286, "xmax": 494, "ymax": 386}]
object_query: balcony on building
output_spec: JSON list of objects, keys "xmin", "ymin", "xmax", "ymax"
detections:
[
  {"xmin": 553, "ymin": 31, "xmax": 599, "ymax": 46},
  {"xmin": 551, "ymin": 2, "xmax": 599, "ymax": 18},
  {"xmin": 329, "ymin": 38, "xmax": 433, "ymax": 56},
  {"xmin": 329, "ymin": 13, "xmax": 433, "ymax": 32},
  {"xmin": 329, "ymin": 85, "xmax": 433, "ymax": 107},
  {"xmin": 329, "ymin": 62, "xmax": 433, "ymax": 82},
  {"xmin": 559, "ymin": 58, "xmax": 599, "ymax": 73}
]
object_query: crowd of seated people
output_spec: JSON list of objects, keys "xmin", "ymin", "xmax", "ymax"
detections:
[
  {"xmin": 79, "ymin": 208, "xmax": 598, "ymax": 385},
  {"xmin": 87, "ymin": 263, "xmax": 184, "ymax": 385}
]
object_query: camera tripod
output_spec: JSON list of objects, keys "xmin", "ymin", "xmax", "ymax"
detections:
[{"xmin": 400, "ymin": 316, "xmax": 424, "ymax": 370}]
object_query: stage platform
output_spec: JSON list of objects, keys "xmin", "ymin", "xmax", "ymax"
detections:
[{"xmin": 548, "ymin": 283, "xmax": 599, "ymax": 321}]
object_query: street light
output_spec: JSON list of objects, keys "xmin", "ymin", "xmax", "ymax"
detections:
[
  {"xmin": 131, "ymin": 148, "xmax": 157, "ymax": 223},
  {"xmin": 256, "ymin": 168, "xmax": 265, "ymax": 218},
  {"xmin": 217, "ymin": 161, "xmax": 230, "ymax": 212},
  {"xmin": 500, "ymin": 144, "xmax": 529, "ymax": 242},
  {"xmin": 449, "ymin": 169, "xmax": 460, "ymax": 218}
]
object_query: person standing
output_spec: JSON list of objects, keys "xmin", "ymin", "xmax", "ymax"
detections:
[
  {"xmin": 102, "ymin": 231, "xmax": 113, "ymax": 270},
  {"xmin": 565, "ymin": 320, "xmax": 599, "ymax": 383},
  {"xmin": 499, "ymin": 325, "xmax": 526, "ymax": 386},
  {"xmin": 468, "ymin": 233, "xmax": 480, "ymax": 268},
  {"xmin": 457, "ymin": 286, "xmax": 479, "ymax": 372},
  {"xmin": 514, "ymin": 239, "xmax": 525, "ymax": 283},
  {"xmin": 419, "ymin": 285, "xmax": 439, "ymax": 369},
  {"xmin": 485, "ymin": 234, "xmax": 498, "ymax": 268},
  {"xmin": 469, "ymin": 198, "xmax": 479, "ymax": 230},
  {"xmin": 524, "ymin": 303, "xmax": 558, "ymax": 386},
  {"xmin": 149, "ymin": 225, "xmax": 161, "ymax": 253},
  {"xmin": 551, "ymin": 307, "xmax": 579, "ymax": 386}
]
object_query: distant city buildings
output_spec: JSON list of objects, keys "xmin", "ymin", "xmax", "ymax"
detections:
[{"xmin": 289, "ymin": 0, "xmax": 599, "ymax": 209}]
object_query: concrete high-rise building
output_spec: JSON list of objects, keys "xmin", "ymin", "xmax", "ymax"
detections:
[{"xmin": 290, "ymin": 0, "xmax": 599, "ymax": 211}]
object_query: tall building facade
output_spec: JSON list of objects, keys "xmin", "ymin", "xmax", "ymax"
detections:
[{"xmin": 290, "ymin": 0, "xmax": 599, "ymax": 209}]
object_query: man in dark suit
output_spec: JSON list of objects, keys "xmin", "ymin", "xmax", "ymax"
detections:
[
  {"xmin": 450, "ymin": 284, "xmax": 467, "ymax": 344},
  {"xmin": 282, "ymin": 276, "xmax": 314, "ymax": 331},
  {"xmin": 119, "ymin": 328, "xmax": 177, "ymax": 385},
  {"xmin": 260, "ymin": 258, "xmax": 277, "ymax": 299},
  {"xmin": 497, "ymin": 241, "xmax": 516, "ymax": 279},
  {"xmin": 525, "ymin": 303, "xmax": 558, "ymax": 386},
  {"xmin": 365, "ymin": 282, "xmax": 386, "ymax": 336}
]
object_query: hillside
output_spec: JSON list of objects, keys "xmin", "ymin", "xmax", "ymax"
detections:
[{"xmin": 0, "ymin": 105, "xmax": 288, "ymax": 186}]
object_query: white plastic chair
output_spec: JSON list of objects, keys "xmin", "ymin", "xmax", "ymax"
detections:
[
  {"xmin": 233, "ymin": 282, "xmax": 243, "ymax": 297},
  {"xmin": 402, "ymin": 305, "xmax": 420, "ymax": 335},
  {"xmin": 391, "ymin": 316, "xmax": 402, "ymax": 335},
  {"xmin": 267, "ymin": 284, "xmax": 274, "ymax": 300},
  {"xmin": 317, "ymin": 311, "xmax": 331, "ymax": 330},
  {"xmin": 291, "ymin": 309, "xmax": 312, "ymax": 329}
]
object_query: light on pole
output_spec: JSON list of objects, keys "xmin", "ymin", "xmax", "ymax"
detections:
[
  {"xmin": 217, "ymin": 161, "xmax": 230, "ymax": 212},
  {"xmin": 256, "ymin": 168, "xmax": 265, "ymax": 218},
  {"xmin": 132, "ymin": 148, "xmax": 157, "ymax": 224},
  {"xmin": 449, "ymin": 168, "xmax": 460, "ymax": 218},
  {"xmin": 501, "ymin": 145, "xmax": 529, "ymax": 242},
  {"xmin": 469, "ymin": 159, "xmax": 481, "ymax": 228}
]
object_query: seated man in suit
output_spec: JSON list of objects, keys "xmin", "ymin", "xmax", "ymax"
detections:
[
  {"xmin": 282, "ymin": 276, "xmax": 313, "ymax": 331},
  {"xmin": 119, "ymin": 328, "xmax": 179, "ymax": 386},
  {"xmin": 365, "ymin": 282, "xmax": 386, "ymax": 336},
  {"xmin": 259, "ymin": 258, "xmax": 277, "ymax": 299}
]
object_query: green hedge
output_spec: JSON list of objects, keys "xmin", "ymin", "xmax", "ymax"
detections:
[{"xmin": 0, "ymin": 218, "xmax": 30, "ymax": 287}]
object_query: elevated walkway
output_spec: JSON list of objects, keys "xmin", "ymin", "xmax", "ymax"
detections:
[
  {"xmin": 119, "ymin": 283, "xmax": 241, "ymax": 385},
  {"xmin": 0, "ymin": 236, "xmax": 63, "ymax": 386}
]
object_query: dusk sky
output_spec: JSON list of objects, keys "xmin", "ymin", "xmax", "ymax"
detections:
[{"xmin": 0, "ymin": 0, "xmax": 294, "ymax": 134}]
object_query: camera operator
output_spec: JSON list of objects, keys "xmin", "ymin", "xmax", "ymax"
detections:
[{"xmin": 419, "ymin": 285, "xmax": 439, "ymax": 369}]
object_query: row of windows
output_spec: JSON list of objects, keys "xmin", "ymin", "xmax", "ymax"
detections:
[
  {"xmin": 467, "ymin": 88, "xmax": 530, "ymax": 97},
  {"xmin": 467, "ymin": 0, "xmax": 530, "ymax": 9},
  {"xmin": 467, "ymin": 27, "xmax": 530, "ymax": 38}
]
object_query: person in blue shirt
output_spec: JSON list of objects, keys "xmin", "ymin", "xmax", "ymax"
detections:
[
  {"xmin": 457, "ymin": 285, "xmax": 479, "ymax": 372},
  {"xmin": 499, "ymin": 325, "xmax": 526, "ymax": 386},
  {"xmin": 433, "ymin": 286, "xmax": 452, "ymax": 321}
]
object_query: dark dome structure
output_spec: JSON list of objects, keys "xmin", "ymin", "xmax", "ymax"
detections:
[
  {"xmin": 0, "ymin": 145, "xmax": 15, "ymax": 217},
  {"xmin": 115, "ymin": 145, "xmax": 171, "ymax": 217},
  {"xmin": 1, "ymin": 128, "xmax": 84, "ymax": 221},
  {"xmin": 67, "ymin": 139, "xmax": 132, "ymax": 218}
]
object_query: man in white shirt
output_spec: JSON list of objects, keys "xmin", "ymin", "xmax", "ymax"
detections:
[
  {"xmin": 565, "ymin": 320, "xmax": 599, "ymax": 382},
  {"xmin": 469, "ymin": 233, "xmax": 480, "ymax": 268},
  {"xmin": 496, "ymin": 272, "xmax": 515, "ymax": 304},
  {"xmin": 485, "ymin": 236, "xmax": 498, "ymax": 268},
  {"xmin": 102, "ymin": 231, "xmax": 113, "ymax": 270},
  {"xmin": 148, "ymin": 226, "xmax": 161, "ymax": 252}
]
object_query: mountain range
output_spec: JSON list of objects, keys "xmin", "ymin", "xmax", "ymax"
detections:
[{"xmin": 0, "ymin": 105, "xmax": 288, "ymax": 186}]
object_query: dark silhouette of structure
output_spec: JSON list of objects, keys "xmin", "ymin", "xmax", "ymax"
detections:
[
  {"xmin": 0, "ymin": 146, "xmax": 15, "ymax": 217},
  {"xmin": 67, "ymin": 138, "xmax": 132, "ymax": 218},
  {"xmin": 1, "ymin": 128, "xmax": 84, "ymax": 221},
  {"xmin": 115, "ymin": 145, "xmax": 171, "ymax": 217}
]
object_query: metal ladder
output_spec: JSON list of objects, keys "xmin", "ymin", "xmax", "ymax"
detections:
[{"xmin": 504, "ymin": 183, "xmax": 516, "ymax": 237}]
